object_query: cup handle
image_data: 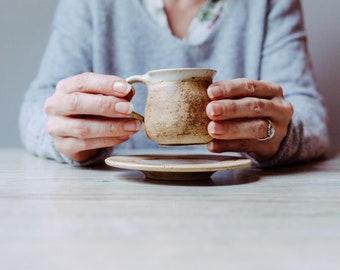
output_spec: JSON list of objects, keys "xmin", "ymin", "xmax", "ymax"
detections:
[
  {"xmin": 125, "ymin": 74, "xmax": 149, "ymax": 122},
  {"xmin": 130, "ymin": 110, "xmax": 144, "ymax": 122}
]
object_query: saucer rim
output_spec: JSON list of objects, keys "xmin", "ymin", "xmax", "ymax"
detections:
[{"xmin": 105, "ymin": 154, "xmax": 252, "ymax": 173}]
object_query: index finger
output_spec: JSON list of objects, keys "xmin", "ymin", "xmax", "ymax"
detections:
[
  {"xmin": 56, "ymin": 72, "xmax": 133, "ymax": 98},
  {"xmin": 207, "ymin": 78, "xmax": 283, "ymax": 100}
]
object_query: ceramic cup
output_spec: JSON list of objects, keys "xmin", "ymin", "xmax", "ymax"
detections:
[{"xmin": 126, "ymin": 68, "xmax": 216, "ymax": 145}]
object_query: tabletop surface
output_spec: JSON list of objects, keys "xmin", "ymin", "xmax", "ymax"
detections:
[{"xmin": 1, "ymin": 148, "xmax": 339, "ymax": 270}]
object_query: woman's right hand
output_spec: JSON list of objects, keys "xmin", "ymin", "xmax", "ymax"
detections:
[{"xmin": 44, "ymin": 72, "xmax": 140, "ymax": 162}]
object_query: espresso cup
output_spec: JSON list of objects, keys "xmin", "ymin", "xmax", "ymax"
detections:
[{"xmin": 126, "ymin": 68, "xmax": 216, "ymax": 146}]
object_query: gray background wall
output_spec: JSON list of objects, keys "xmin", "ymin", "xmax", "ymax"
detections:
[{"xmin": 1, "ymin": 0, "xmax": 339, "ymax": 154}]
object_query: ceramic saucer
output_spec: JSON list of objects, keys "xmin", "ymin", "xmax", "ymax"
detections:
[{"xmin": 105, "ymin": 154, "xmax": 252, "ymax": 181}]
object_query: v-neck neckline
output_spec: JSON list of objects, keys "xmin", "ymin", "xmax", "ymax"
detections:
[{"xmin": 140, "ymin": 0, "xmax": 228, "ymax": 45}]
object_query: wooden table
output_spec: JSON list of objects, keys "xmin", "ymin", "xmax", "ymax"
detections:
[{"xmin": 1, "ymin": 148, "xmax": 339, "ymax": 270}]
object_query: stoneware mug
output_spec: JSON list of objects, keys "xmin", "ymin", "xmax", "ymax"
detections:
[{"xmin": 126, "ymin": 68, "xmax": 216, "ymax": 145}]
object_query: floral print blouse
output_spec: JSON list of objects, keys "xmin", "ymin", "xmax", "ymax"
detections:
[{"xmin": 141, "ymin": 0, "xmax": 228, "ymax": 45}]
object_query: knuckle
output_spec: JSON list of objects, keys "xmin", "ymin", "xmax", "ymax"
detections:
[
  {"xmin": 54, "ymin": 138, "xmax": 89, "ymax": 156},
  {"xmin": 285, "ymin": 101, "xmax": 294, "ymax": 116},
  {"xmin": 75, "ymin": 72, "xmax": 91, "ymax": 92},
  {"xmin": 44, "ymin": 97, "xmax": 54, "ymax": 114},
  {"xmin": 75, "ymin": 139, "xmax": 89, "ymax": 151},
  {"xmin": 67, "ymin": 93, "xmax": 81, "ymax": 113},
  {"xmin": 56, "ymin": 79, "xmax": 67, "ymax": 92},
  {"xmin": 244, "ymin": 79, "xmax": 257, "ymax": 94},
  {"xmin": 101, "ymin": 137, "xmax": 118, "ymax": 146},
  {"xmin": 46, "ymin": 120, "xmax": 56, "ymax": 136},
  {"xmin": 250, "ymin": 99, "xmax": 266, "ymax": 115},
  {"xmin": 275, "ymin": 84, "xmax": 283, "ymax": 96},
  {"xmin": 64, "ymin": 138, "xmax": 88, "ymax": 153},
  {"xmin": 220, "ymin": 81, "xmax": 232, "ymax": 93},
  {"xmin": 99, "ymin": 95, "xmax": 115, "ymax": 115},
  {"xmin": 226, "ymin": 100, "xmax": 238, "ymax": 115},
  {"xmin": 99, "ymin": 95, "xmax": 109, "ymax": 113},
  {"xmin": 54, "ymin": 138, "xmax": 70, "ymax": 154},
  {"xmin": 74, "ymin": 120, "xmax": 91, "ymax": 139},
  {"xmin": 276, "ymin": 98, "xmax": 294, "ymax": 118},
  {"xmin": 108, "ymin": 122, "xmax": 117, "ymax": 135}
]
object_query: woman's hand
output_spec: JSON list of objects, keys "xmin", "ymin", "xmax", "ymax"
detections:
[
  {"xmin": 44, "ymin": 72, "xmax": 140, "ymax": 162},
  {"xmin": 206, "ymin": 78, "xmax": 294, "ymax": 161}
]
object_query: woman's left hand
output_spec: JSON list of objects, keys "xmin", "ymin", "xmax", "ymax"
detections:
[{"xmin": 206, "ymin": 78, "xmax": 294, "ymax": 161}]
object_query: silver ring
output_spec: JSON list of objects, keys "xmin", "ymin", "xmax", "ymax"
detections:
[{"xmin": 257, "ymin": 119, "xmax": 275, "ymax": 141}]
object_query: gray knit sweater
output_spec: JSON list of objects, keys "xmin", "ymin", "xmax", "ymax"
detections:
[{"xmin": 19, "ymin": 0, "xmax": 329, "ymax": 167}]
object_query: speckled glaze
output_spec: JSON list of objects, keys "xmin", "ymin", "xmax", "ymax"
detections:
[{"xmin": 126, "ymin": 68, "xmax": 216, "ymax": 145}]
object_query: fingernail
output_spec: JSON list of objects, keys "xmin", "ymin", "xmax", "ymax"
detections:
[
  {"xmin": 115, "ymin": 102, "xmax": 134, "ymax": 114},
  {"xmin": 207, "ymin": 140, "xmax": 217, "ymax": 152},
  {"xmin": 208, "ymin": 121, "xmax": 216, "ymax": 134},
  {"xmin": 207, "ymin": 85, "xmax": 223, "ymax": 99},
  {"xmin": 208, "ymin": 121, "xmax": 223, "ymax": 135},
  {"xmin": 207, "ymin": 102, "xmax": 223, "ymax": 116},
  {"xmin": 113, "ymin": 80, "xmax": 132, "ymax": 94},
  {"xmin": 124, "ymin": 120, "xmax": 140, "ymax": 131}
]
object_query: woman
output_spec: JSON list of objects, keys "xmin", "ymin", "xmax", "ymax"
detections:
[{"xmin": 19, "ymin": 0, "xmax": 329, "ymax": 167}]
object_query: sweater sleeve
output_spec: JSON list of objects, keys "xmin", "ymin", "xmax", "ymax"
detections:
[
  {"xmin": 248, "ymin": 0, "xmax": 329, "ymax": 167},
  {"xmin": 19, "ymin": 0, "xmax": 113, "ymax": 166}
]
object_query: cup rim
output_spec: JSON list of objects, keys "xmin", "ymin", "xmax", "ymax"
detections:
[{"xmin": 145, "ymin": 68, "xmax": 217, "ymax": 82}]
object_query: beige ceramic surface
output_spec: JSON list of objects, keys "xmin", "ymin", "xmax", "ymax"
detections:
[
  {"xmin": 126, "ymin": 68, "xmax": 216, "ymax": 145},
  {"xmin": 105, "ymin": 154, "xmax": 252, "ymax": 180}
]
